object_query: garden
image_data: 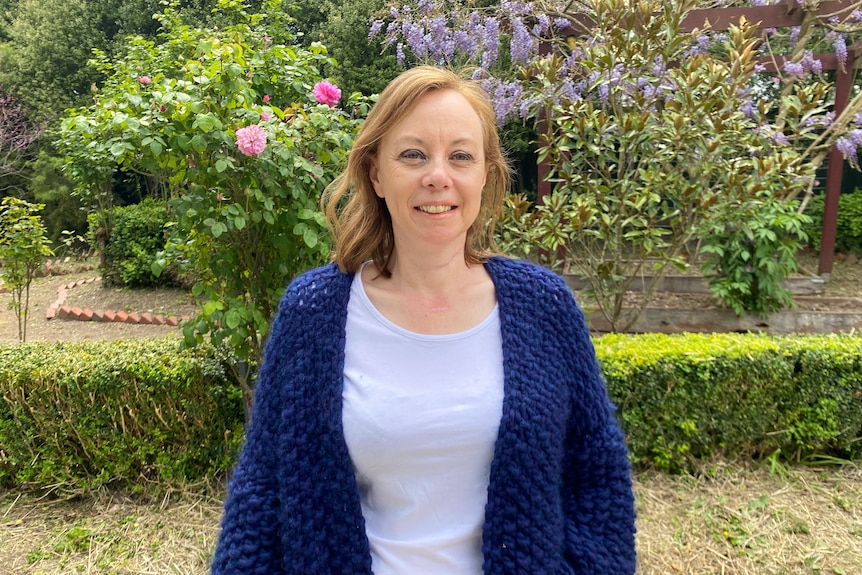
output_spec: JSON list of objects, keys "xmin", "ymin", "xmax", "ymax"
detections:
[{"xmin": 0, "ymin": 0, "xmax": 861, "ymax": 573}]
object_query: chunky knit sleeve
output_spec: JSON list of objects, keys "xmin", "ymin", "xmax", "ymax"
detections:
[
  {"xmin": 210, "ymin": 291, "xmax": 294, "ymax": 574},
  {"xmin": 210, "ymin": 265, "xmax": 367, "ymax": 574},
  {"xmin": 551, "ymin": 279, "xmax": 637, "ymax": 573},
  {"xmin": 483, "ymin": 257, "xmax": 636, "ymax": 574},
  {"xmin": 559, "ymin": 330, "xmax": 637, "ymax": 573}
]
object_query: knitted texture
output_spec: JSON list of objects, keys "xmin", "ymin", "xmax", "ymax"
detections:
[{"xmin": 211, "ymin": 257, "xmax": 636, "ymax": 574}]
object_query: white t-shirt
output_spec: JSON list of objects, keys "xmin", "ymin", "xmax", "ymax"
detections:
[{"xmin": 342, "ymin": 269, "xmax": 505, "ymax": 575}]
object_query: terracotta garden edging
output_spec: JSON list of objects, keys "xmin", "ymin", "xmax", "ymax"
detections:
[{"xmin": 46, "ymin": 277, "xmax": 189, "ymax": 327}]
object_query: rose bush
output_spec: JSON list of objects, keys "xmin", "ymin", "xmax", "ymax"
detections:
[{"xmin": 56, "ymin": 0, "xmax": 372, "ymax": 417}]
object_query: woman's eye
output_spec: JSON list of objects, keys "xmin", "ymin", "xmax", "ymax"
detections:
[
  {"xmin": 400, "ymin": 150, "xmax": 425, "ymax": 160},
  {"xmin": 451, "ymin": 152, "xmax": 474, "ymax": 162}
]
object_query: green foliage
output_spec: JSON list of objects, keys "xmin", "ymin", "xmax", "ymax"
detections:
[
  {"xmin": 55, "ymin": 0, "xmax": 371, "ymax": 415},
  {"xmin": 804, "ymin": 189, "xmax": 862, "ymax": 256},
  {"xmin": 2, "ymin": 332, "xmax": 858, "ymax": 489},
  {"xmin": 700, "ymin": 196, "xmax": 811, "ymax": 317},
  {"xmin": 96, "ymin": 198, "xmax": 175, "ymax": 288},
  {"xmin": 28, "ymin": 150, "xmax": 88, "ymax": 245},
  {"xmin": 296, "ymin": 0, "xmax": 401, "ymax": 96},
  {"xmin": 517, "ymin": 3, "xmax": 817, "ymax": 331},
  {"xmin": 2, "ymin": 0, "xmax": 109, "ymax": 117},
  {"xmin": 596, "ymin": 333, "xmax": 862, "ymax": 473},
  {"xmin": 0, "ymin": 337, "xmax": 243, "ymax": 493},
  {"xmin": 0, "ymin": 196, "xmax": 53, "ymax": 341}
]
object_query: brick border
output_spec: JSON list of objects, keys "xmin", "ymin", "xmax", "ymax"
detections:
[{"xmin": 46, "ymin": 277, "xmax": 189, "ymax": 327}]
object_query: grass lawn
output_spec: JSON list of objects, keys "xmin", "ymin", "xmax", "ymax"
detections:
[{"xmin": 1, "ymin": 463, "xmax": 860, "ymax": 574}]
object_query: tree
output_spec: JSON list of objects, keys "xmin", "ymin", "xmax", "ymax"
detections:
[
  {"xmin": 56, "ymin": 0, "xmax": 369, "ymax": 420},
  {"xmin": 0, "ymin": 87, "xmax": 42, "ymax": 192},
  {"xmin": 373, "ymin": 0, "xmax": 862, "ymax": 329},
  {"xmin": 0, "ymin": 196, "xmax": 52, "ymax": 342},
  {"xmin": 309, "ymin": 0, "xmax": 401, "ymax": 96},
  {"xmin": 2, "ymin": 0, "xmax": 111, "ymax": 118}
]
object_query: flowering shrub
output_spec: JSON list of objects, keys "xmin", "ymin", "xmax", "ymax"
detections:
[
  {"xmin": 375, "ymin": 0, "xmax": 862, "ymax": 328},
  {"xmin": 56, "ymin": 0, "xmax": 370, "ymax": 415}
]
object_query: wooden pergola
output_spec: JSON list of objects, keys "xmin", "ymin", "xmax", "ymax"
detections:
[{"xmin": 538, "ymin": 0, "xmax": 860, "ymax": 276}]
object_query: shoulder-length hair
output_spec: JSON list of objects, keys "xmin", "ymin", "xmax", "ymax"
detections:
[{"xmin": 321, "ymin": 66, "xmax": 511, "ymax": 276}]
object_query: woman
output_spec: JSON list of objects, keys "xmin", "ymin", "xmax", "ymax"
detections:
[{"xmin": 211, "ymin": 66, "xmax": 636, "ymax": 574}]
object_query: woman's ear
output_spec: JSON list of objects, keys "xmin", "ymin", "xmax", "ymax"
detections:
[{"xmin": 369, "ymin": 157, "xmax": 384, "ymax": 198}]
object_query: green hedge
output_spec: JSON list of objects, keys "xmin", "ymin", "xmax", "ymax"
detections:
[
  {"xmin": 0, "ymin": 337, "xmax": 243, "ymax": 493},
  {"xmin": 1, "ymin": 333, "xmax": 859, "ymax": 492},
  {"xmin": 91, "ymin": 198, "xmax": 178, "ymax": 288},
  {"xmin": 597, "ymin": 333, "xmax": 862, "ymax": 472},
  {"xmin": 803, "ymin": 189, "xmax": 862, "ymax": 255}
]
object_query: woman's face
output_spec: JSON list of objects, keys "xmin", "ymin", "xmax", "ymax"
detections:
[{"xmin": 369, "ymin": 89, "xmax": 488, "ymax": 255}]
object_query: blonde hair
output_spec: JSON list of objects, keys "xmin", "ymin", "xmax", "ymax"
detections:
[{"xmin": 321, "ymin": 66, "xmax": 511, "ymax": 276}]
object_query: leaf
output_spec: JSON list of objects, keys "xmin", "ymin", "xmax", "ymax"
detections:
[
  {"xmin": 193, "ymin": 114, "xmax": 221, "ymax": 133},
  {"xmin": 303, "ymin": 228, "xmax": 318, "ymax": 249},
  {"xmin": 211, "ymin": 222, "xmax": 227, "ymax": 238},
  {"xmin": 110, "ymin": 142, "xmax": 128, "ymax": 157},
  {"xmin": 225, "ymin": 309, "xmax": 242, "ymax": 329},
  {"xmin": 149, "ymin": 139, "xmax": 164, "ymax": 156},
  {"xmin": 190, "ymin": 134, "xmax": 208, "ymax": 152}
]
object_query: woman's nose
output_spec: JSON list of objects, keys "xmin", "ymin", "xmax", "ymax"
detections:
[{"xmin": 422, "ymin": 157, "xmax": 451, "ymax": 189}]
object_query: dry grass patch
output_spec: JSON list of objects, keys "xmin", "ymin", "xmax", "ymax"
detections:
[
  {"xmin": 1, "ymin": 464, "xmax": 860, "ymax": 574},
  {"xmin": 636, "ymin": 463, "xmax": 862, "ymax": 575},
  {"xmin": 0, "ymin": 490, "xmax": 221, "ymax": 575}
]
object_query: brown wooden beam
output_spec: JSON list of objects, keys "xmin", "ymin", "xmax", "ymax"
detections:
[{"xmin": 683, "ymin": 1, "xmax": 850, "ymax": 31}]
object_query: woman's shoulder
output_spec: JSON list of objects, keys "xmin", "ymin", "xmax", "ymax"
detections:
[
  {"xmin": 276, "ymin": 263, "xmax": 354, "ymax": 315},
  {"xmin": 486, "ymin": 256, "xmax": 571, "ymax": 299},
  {"xmin": 284, "ymin": 263, "xmax": 352, "ymax": 296}
]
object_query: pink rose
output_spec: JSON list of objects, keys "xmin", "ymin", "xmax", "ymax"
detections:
[
  {"xmin": 139, "ymin": 76, "xmax": 151, "ymax": 84},
  {"xmin": 260, "ymin": 112, "xmax": 273, "ymax": 121},
  {"xmin": 235, "ymin": 124, "xmax": 267, "ymax": 156},
  {"xmin": 312, "ymin": 80, "xmax": 341, "ymax": 107},
  {"xmin": 263, "ymin": 94, "xmax": 270, "ymax": 103}
]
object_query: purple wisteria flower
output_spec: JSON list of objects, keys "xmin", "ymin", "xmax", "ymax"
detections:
[
  {"xmin": 783, "ymin": 61, "xmax": 805, "ymax": 76},
  {"xmin": 834, "ymin": 35, "xmax": 848, "ymax": 66},
  {"xmin": 510, "ymin": 17, "xmax": 533, "ymax": 64},
  {"xmin": 369, "ymin": 19, "xmax": 384, "ymax": 40},
  {"xmin": 838, "ymin": 129, "xmax": 862, "ymax": 167}
]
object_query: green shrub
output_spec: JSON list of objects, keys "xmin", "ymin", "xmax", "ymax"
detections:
[
  {"xmin": 0, "ymin": 337, "xmax": 243, "ymax": 493},
  {"xmin": 803, "ymin": 189, "xmax": 862, "ymax": 255},
  {"xmin": 93, "ymin": 198, "xmax": 177, "ymax": 288},
  {"xmin": 2, "ymin": 332, "xmax": 857, "ymax": 490},
  {"xmin": 596, "ymin": 333, "xmax": 862, "ymax": 472}
]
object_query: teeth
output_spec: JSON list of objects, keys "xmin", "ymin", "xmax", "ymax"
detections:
[{"xmin": 418, "ymin": 205, "xmax": 453, "ymax": 214}]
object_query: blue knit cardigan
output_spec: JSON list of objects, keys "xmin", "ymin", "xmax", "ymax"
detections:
[{"xmin": 211, "ymin": 257, "xmax": 636, "ymax": 574}]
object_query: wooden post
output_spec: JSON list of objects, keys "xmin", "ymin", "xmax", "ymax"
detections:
[{"xmin": 819, "ymin": 47, "xmax": 857, "ymax": 276}]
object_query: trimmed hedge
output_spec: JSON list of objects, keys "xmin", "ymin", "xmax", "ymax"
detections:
[
  {"xmin": 0, "ymin": 337, "xmax": 243, "ymax": 493},
  {"xmin": 803, "ymin": 189, "xmax": 862, "ymax": 256},
  {"xmin": 597, "ymin": 333, "xmax": 862, "ymax": 472},
  {"xmin": 1, "ymin": 333, "xmax": 858, "ymax": 491},
  {"xmin": 91, "ymin": 198, "xmax": 178, "ymax": 288}
]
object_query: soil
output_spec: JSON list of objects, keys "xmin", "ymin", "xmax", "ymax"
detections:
[
  {"xmin": 0, "ymin": 251, "xmax": 859, "ymax": 343},
  {"xmin": 0, "ymin": 259, "xmax": 198, "ymax": 343}
]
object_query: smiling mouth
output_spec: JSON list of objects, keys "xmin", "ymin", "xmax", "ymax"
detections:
[{"xmin": 417, "ymin": 205, "xmax": 455, "ymax": 214}]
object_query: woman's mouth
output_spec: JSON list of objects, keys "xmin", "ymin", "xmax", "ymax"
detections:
[{"xmin": 416, "ymin": 205, "xmax": 455, "ymax": 214}]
